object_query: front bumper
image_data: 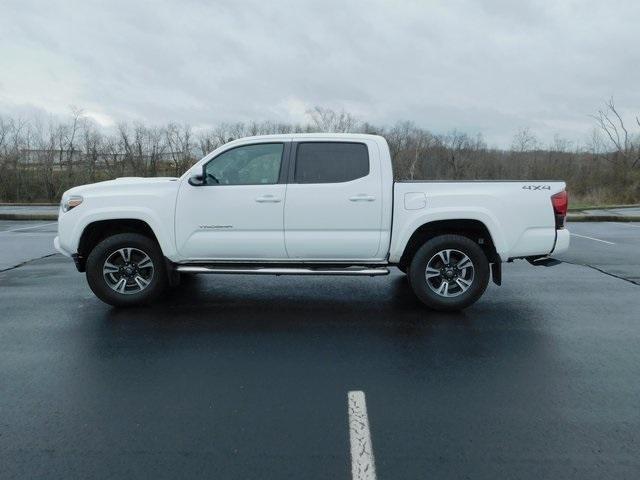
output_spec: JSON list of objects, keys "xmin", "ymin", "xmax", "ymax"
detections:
[
  {"xmin": 54, "ymin": 236, "xmax": 85, "ymax": 272},
  {"xmin": 53, "ymin": 236, "xmax": 71, "ymax": 257}
]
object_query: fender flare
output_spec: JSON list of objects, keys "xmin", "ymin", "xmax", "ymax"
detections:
[
  {"xmin": 72, "ymin": 207, "xmax": 176, "ymax": 258},
  {"xmin": 390, "ymin": 208, "xmax": 507, "ymax": 264}
]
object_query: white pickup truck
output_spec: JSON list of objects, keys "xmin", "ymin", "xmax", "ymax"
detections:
[{"xmin": 55, "ymin": 133, "xmax": 569, "ymax": 310}]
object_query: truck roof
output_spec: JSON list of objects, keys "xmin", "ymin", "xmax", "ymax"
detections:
[{"xmin": 223, "ymin": 132, "xmax": 386, "ymax": 145}]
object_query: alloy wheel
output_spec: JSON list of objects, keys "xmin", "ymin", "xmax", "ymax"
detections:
[
  {"xmin": 102, "ymin": 247, "xmax": 155, "ymax": 295},
  {"xmin": 425, "ymin": 248, "xmax": 475, "ymax": 298}
]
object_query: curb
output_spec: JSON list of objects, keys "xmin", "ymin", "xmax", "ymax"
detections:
[
  {"xmin": 568, "ymin": 203, "xmax": 640, "ymax": 212},
  {"xmin": 0, "ymin": 213, "xmax": 58, "ymax": 221},
  {"xmin": 567, "ymin": 215, "xmax": 640, "ymax": 222},
  {"xmin": 0, "ymin": 203, "xmax": 59, "ymax": 207}
]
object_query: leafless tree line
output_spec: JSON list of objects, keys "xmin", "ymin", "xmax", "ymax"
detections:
[{"xmin": 1, "ymin": 103, "xmax": 638, "ymax": 204}]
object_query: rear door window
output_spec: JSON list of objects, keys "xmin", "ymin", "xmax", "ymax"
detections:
[{"xmin": 294, "ymin": 142, "xmax": 369, "ymax": 184}]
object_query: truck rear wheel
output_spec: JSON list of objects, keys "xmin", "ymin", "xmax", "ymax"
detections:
[
  {"xmin": 408, "ymin": 234, "xmax": 489, "ymax": 311},
  {"xmin": 85, "ymin": 233, "xmax": 167, "ymax": 307}
]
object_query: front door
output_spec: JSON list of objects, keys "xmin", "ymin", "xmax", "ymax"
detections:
[{"xmin": 175, "ymin": 142, "xmax": 288, "ymax": 261}]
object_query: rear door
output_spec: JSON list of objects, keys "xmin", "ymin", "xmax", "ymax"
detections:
[{"xmin": 283, "ymin": 139, "xmax": 384, "ymax": 260}]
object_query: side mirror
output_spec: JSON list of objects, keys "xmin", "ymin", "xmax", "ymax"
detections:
[{"xmin": 188, "ymin": 174, "xmax": 205, "ymax": 186}]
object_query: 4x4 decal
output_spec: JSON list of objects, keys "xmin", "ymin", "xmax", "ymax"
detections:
[{"xmin": 522, "ymin": 185, "xmax": 551, "ymax": 190}]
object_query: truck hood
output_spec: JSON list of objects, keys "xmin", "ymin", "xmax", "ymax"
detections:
[{"xmin": 64, "ymin": 177, "xmax": 179, "ymax": 197}]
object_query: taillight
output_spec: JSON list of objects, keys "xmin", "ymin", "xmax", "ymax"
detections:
[{"xmin": 551, "ymin": 190, "xmax": 568, "ymax": 229}]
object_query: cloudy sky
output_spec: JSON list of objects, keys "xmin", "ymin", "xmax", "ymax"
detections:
[{"xmin": 1, "ymin": 0, "xmax": 639, "ymax": 147}]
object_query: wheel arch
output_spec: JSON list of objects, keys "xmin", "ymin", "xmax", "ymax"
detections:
[
  {"xmin": 397, "ymin": 219, "xmax": 501, "ymax": 271},
  {"xmin": 76, "ymin": 219, "xmax": 162, "ymax": 271}
]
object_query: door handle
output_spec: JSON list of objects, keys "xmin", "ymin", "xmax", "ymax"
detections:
[
  {"xmin": 349, "ymin": 194, "xmax": 375, "ymax": 202},
  {"xmin": 255, "ymin": 195, "xmax": 281, "ymax": 203}
]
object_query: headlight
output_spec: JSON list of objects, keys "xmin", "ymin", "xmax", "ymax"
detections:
[{"xmin": 62, "ymin": 195, "xmax": 83, "ymax": 213}]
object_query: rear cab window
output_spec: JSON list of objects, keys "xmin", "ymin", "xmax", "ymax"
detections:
[{"xmin": 293, "ymin": 142, "xmax": 369, "ymax": 184}]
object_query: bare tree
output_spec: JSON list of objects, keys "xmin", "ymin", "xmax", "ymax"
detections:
[
  {"xmin": 306, "ymin": 106, "xmax": 359, "ymax": 132},
  {"xmin": 0, "ymin": 116, "xmax": 9, "ymax": 152},
  {"xmin": 166, "ymin": 123, "xmax": 195, "ymax": 176},
  {"xmin": 591, "ymin": 97, "xmax": 639, "ymax": 168},
  {"xmin": 1, "ymin": 104, "xmax": 639, "ymax": 206},
  {"xmin": 81, "ymin": 120, "xmax": 102, "ymax": 183},
  {"xmin": 511, "ymin": 127, "xmax": 538, "ymax": 153}
]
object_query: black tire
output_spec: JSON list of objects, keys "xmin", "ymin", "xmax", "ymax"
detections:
[
  {"xmin": 86, "ymin": 233, "xmax": 167, "ymax": 307},
  {"xmin": 408, "ymin": 234, "xmax": 489, "ymax": 311}
]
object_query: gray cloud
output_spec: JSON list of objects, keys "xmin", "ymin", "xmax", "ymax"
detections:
[{"xmin": 1, "ymin": 0, "xmax": 639, "ymax": 146}]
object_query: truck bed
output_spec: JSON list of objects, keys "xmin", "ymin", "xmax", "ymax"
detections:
[{"xmin": 389, "ymin": 180, "xmax": 568, "ymax": 263}]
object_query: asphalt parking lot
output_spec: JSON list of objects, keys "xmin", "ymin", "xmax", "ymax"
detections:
[{"xmin": 1, "ymin": 221, "xmax": 639, "ymax": 479}]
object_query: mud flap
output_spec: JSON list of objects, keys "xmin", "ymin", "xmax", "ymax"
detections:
[
  {"xmin": 165, "ymin": 258, "xmax": 181, "ymax": 287},
  {"xmin": 491, "ymin": 262, "xmax": 502, "ymax": 286}
]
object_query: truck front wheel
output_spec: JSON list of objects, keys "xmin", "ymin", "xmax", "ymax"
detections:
[
  {"xmin": 85, "ymin": 233, "xmax": 167, "ymax": 307},
  {"xmin": 408, "ymin": 234, "xmax": 490, "ymax": 311}
]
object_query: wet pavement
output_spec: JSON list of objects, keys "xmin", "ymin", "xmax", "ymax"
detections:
[{"xmin": 0, "ymin": 221, "xmax": 639, "ymax": 479}]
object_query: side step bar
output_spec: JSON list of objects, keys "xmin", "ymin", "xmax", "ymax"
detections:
[{"xmin": 175, "ymin": 265, "xmax": 390, "ymax": 276}]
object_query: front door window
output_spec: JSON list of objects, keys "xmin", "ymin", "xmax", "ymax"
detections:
[{"xmin": 204, "ymin": 143, "xmax": 283, "ymax": 185}]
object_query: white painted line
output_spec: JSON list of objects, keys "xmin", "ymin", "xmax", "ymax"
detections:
[
  {"xmin": 348, "ymin": 391, "xmax": 377, "ymax": 480},
  {"xmin": 570, "ymin": 233, "xmax": 615, "ymax": 245},
  {"xmin": 1, "ymin": 222, "xmax": 57, "ymax": 233},
  {"xmin": 616, "ymin": 222, "xmax": 640, "ymax": 228}
]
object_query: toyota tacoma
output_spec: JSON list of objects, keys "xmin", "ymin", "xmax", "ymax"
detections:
[{"xmin": 54, "ymin": 134, "xmax": 570, "ymax": 310}]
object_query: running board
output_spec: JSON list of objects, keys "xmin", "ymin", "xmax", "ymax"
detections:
[{"xmin": 175, "ymin": 265, "xmax": 390, "ymax": 276}]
